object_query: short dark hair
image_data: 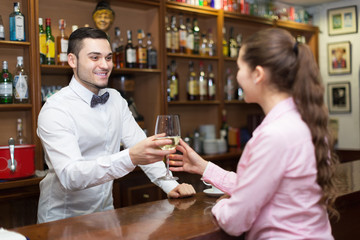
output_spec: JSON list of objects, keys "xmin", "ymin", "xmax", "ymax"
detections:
[{"xmin": 67, "ymin": 27, "xmax": 108, "ymax": 57}]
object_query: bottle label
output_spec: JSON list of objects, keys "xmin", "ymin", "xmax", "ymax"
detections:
[
  {"xmin": 230, "ymin": 46, "xmax": 238, "ymax": 58},
  {"xmin": 171, "ymin": 32, "xmax": 179, "ymax": 51},
  {"xmin": 138, "ymin": 48, "xmax": 147, "ymax": 64},
  {"xmin": 187, "ymin": 34, "xmax": 194, "ymax": 50},
  {"xmin": 166, "ymin": 32, "xmax": 171, "ymax": 49},
  {"xmin": 15, "ymin": 16, "xmax": 25, "ymax": 40},
  {"xmin": 148, "ymin": 50, "xmax": 157, "ymax": 67},
  {"xmin": 46, "ymin": 40, "xmax": 55, "ymax": 58},
  {"xmin": 199, "ymin": 79, "xmax": 207, "ymax": 96},
  {"xmin": 60, "ymin": 39, "xmax": 69, "ymax": 53},
  {"xmin": 188, "ymin": 80, "xmax": 199, "ymax": 95},
  {"xmin": 208, "ymin": 85, "xmax": 216, "ymax": 97},
  {"xmin": 179, "ymin": 30, "xmax": 187, "ymax": 47},
  {"xmin": 39, "ymin": 34, "xmax": 47, "ymax": 55},
  {"xmin": 126, "ymin": 49, "xmax": 136, "ymax": 63},
  {"xmin": 0, "ymin": 82, "xmax": 13, "ymax": 96},
  {"xmin": 14, "ymin": 75, "xmax": 28, "ymax": 99},
  {"xmin": 170, "ymin": 79, "xmax": 178, "ymax": 98},
  {"xmin": 59, "ymin": 53, "xmax": 68, "ymax": 62}
]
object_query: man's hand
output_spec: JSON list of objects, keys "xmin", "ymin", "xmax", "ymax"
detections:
[
  {"xmin": 129, "ymin": 133, "xmax": 176, "ymax": 165},
  {"xmin": 167, "ymin": 183, "xmax": 196, "ymax": 199}
]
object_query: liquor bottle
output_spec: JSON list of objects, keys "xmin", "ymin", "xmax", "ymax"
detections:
[
  {"xmin": 187, "ymin": 61, "xmax": 198, "ymax": 101},
  {"xmin": 198, "ymin": 61, "xmax": 207, "ymax": 101},
  {"xmin": 229, "ymin": 27, "xmax": 238, "ymax": 58},
  {"xmin": 193, "ymin": 18, "xmax": 200, "ymax": 54},
  {"xmin": 220, "ymin": 109, "xmax": 229, "ymax": 145},
  {"xmin": 15, "ymin": 118, "xmax": 27, "ymax": 144},
  {"xmin": 13, "ymin": 56, "xmax": 29, "ymax": 103},
  {"xmin": 168, "ymin": 60, "xmax": 179, "ymax": 101},
  {"xmin": 178, "ymin": 14, "xmax": 187, "ymax": 53},
  {"xmin": 9, "ymin": 2, "xmax": 25, "ymax": 41},
  {"xmin": 224, "ymin": 68, "xmax": 234, "ymax": 100},
  {"xmin": 207, "ymin": 29, "xmax": 215, "ymax": 56},
  {"xmin": 136, "ymin": 29, "xmax": 147, "ymax": 68},
  {"xmin": 39, "ymin": 18, "xmax": 46, "ymax": 64},
  {"xmin": 112, "ymin": 27, "xmax": 124, "ymax": 68},
  {"xmin": 0, "ymin": 15, "xmax": 5, "ymax": 40},
  {"xmin": 165, "ymin": 16, "xmax": 171, "ymax": 53},
  {"xmin": 222, "ymin": 27, "xmax": 228, "ymax": 57},
  {"xmin": 45, "ymin": 18, "xmax": 55, "ymax": 65},
  {"xmin": 236, "ymin": 33, "xmax": 243, "ymax": 53},
  {"xmin": 0, "ymin": 61, "xmax": 13, "ymax": 104},
  {"xmin": 207, "ymin": 63, "xmax": 216, "ymax": 100},
  {"xmin": 185, "ymin": 17, "xmax": 194, "ymax": 54},
  {"xmin": 125, "ymin": 30, "xmax": 136, "ymax": 68},
  {"xmin": 56, "ymin": 19, "xmax": 69, "ymax": 65},
  {"xmin": 146, "ymin": 33, "xmax": 157, "ymax": 69},
  {"xmin": 199, "ymin": 33, "xmax": 208, "ymax": 56},
  {"xmin": 170, "ymin": 15, "xmax": 179, "ymax": 53}
]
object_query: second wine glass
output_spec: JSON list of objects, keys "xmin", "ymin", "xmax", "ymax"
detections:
[{"xmin": 155, "ymin": 115, "xmax": 181, "ymax": 181}]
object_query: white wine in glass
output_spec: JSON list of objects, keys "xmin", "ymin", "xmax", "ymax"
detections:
[{"xmin": 155, "ymin": 115, "xmax": 181, "ymax": 180}]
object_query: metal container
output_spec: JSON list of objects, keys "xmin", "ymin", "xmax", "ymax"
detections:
[{"xmin": 0, "ymin": 140, "xmax": 35, "ymax": 180}]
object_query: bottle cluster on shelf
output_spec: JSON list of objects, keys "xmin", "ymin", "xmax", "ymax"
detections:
[
  {"xmin": 0, "ymin": 2, "xmax": 26, "ymax": 42},
  {"xmin": 167, "ymin": 59, "xmax": 216, "ymax": 102},
  {"xmin": 168, "ymin": 0, "xmax": 313, "ymax": 25},
  {"xmin": 39, "ymin": 17, "xmax": 69, "ymax": 65},
  {"xmin": 40, "ymin": 85, "xmax": 62, "ymax": 104},
  {"xmin": 112, "ymin": 28, "xmax": 158, "ymax": 69},
  {"xmin": 222, "ymin": 26, "xmax": 242, "ymax": 58},
  {"xmin": 166, "ymin": 14, "xmax": 216, "ymax": 56},
  {"xmin": 224, "ymin": 67, "xmax": 243, "ymax": 101},
  {"xmin": 0, "ymin": 57, "xmax": 29, "ymax": 104}
]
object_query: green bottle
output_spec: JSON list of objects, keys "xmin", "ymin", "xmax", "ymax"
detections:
[
  {"xmin": 0, "ymin": 61, "xmax": 14, "ymax": 104},
  {"xmin": 39, "ymin": 18, "xmax": 46, "ymax": 64},
  {"xmin": 45, "ymin": 18, "xmax": 55, "ymax": 65}
]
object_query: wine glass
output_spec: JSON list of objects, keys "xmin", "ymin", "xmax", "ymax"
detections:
[{"xmin": 155, "ymin": 115, "xmax": 181, "ymax": 181}]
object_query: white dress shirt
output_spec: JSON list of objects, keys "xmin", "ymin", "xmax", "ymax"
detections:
[{"xmin": 37, "ymin": 77, "xmax": 178, "ymax": 223}]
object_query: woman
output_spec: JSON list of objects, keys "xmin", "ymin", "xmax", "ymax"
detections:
[{"xmin": 170, "ymin": 28, "xmax": 338, "ymax": 239}]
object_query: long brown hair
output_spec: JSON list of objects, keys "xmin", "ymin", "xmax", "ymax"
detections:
[{"xmin": 242, "ymin": 28, "xmax": 339, "ymax": 218}]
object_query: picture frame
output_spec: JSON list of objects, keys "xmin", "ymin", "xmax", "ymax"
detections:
[
  {"xmin": 328, "ymin": 5, "xmax": 358, "ymax": 35},
  {"xmin": 327, "ymin": 82, "xmax": 351, "ymax": 113},
  {"xmin": 327, "ymin": 41, "xmax": 351, "ymax": 75}
]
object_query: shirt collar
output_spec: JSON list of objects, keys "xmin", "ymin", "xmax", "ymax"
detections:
[
  {"xmin": 260, "ymin": 97, "xmax": 297, "ymax": 126},
  {"xmin": 69, "ymin": 76, "xmax": 108, "ymax": 106}
]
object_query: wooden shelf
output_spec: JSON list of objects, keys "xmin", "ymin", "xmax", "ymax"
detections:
[
  {"xmin": 166, "ymin": 1, "xmax": 219, "ymax": 16},
  {"xmin": 0, "ymin": 40, "xmax": 31, "ymax": 48},
  {"xmin": 224, "ymin": 100, "xmax": 246, "ymax": 104},
  {"xmin": 224, "ymin": 57, "xmax": 237, "ymax": 62},
  {"xmin": 0, "ymin": 104, "xmax": 32, "ymax": 111},
  {"xmin": 40, "ymin": 65, "xmax": 161, "ymax": 75},
  {"xmin": 167, "ymin": 53, "xmax": 219, "ymax": 60},
  {"xmin": 224, "ymin": 11, "xmax": 274, "ymax": 26},
  {"xmin": 0, "ymin": 176, "xmax": 43, "ymax": 191},
  {"xmin": 168, "ymin": 100, "xmax": 221, "ymax": 105}
]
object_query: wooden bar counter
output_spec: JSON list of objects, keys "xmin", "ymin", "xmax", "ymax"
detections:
[{"xmin": 12, "ymin": 192, "xmax": 242, "ymax": 240}]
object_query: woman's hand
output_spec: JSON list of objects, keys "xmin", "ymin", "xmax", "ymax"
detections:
[{"xmin": 168, "ymin": 138, "xmax": 208, "ymax": 176}]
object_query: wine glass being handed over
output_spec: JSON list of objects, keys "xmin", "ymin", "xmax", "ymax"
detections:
[{"xmin": 155, "ymin": 115, "xmax": 181, "ymax": 180}]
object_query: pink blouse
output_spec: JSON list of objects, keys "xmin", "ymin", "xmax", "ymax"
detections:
[{"xmin": 202, "ymin": 98, "xmax": 333, "ymax": 239}]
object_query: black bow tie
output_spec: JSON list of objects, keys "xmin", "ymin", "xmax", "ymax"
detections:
[{"xmin": 91, "ymin": 92, "xmax": 109, "ymax": 107}]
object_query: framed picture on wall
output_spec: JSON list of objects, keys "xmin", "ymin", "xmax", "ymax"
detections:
[
  {"xmin": 327, "ymin": 82, "xmax": 351, "ymax": 113},
  {"xmin": 328, "ymin": 41, "xmax": 351, "ymax": 75},
  {"xmin": 328, "ymin": 5, "xmax": 358, "ymax": 35}
]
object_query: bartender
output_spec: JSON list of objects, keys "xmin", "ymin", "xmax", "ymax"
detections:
[{"xmin": 36, "ymin": 27, "xmax": 195, "ymax": 223}]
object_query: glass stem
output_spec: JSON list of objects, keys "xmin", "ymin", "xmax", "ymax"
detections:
[{"xmin": 165, "ymin": 155, "xmax": 171, "ymax": 177}]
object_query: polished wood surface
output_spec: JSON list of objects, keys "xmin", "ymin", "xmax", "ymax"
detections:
[{"xmin": 12, "ymin": 193, "xmax": 241, "ymax": 240}]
